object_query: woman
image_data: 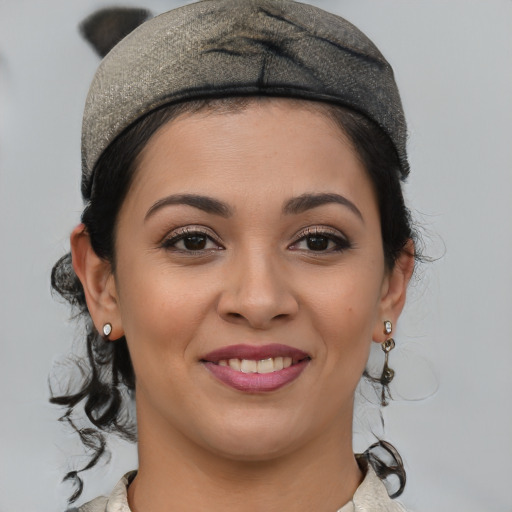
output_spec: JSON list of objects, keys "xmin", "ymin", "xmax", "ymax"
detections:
[{"xmin": 52, "ymin": 1, "xmax": 417, "ymax": 510}]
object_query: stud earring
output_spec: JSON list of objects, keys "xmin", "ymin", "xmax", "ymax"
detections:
[
  {"xmin": 102, "ymin": 323, "xmax": 112, "ymax": 338},
  {"xmin": 380, "ymin": 320, "xmax": 396, "ymax": 407}
]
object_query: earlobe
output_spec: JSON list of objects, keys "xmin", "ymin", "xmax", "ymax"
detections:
[
  {"xmin": 372, "ymin": 239, "xmax": 415, "ymax": 343},
  {"xmin": 70, "ymin": 224, "xmax": 124, "ymax": 339}
]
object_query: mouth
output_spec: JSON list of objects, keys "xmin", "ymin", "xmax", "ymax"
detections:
[
  {"xmin": 201, "ymin": 344, "xmax": 311, "ymax": 392},
  {"xmin": 215, "ymin": 356, "xmax": 296, "ymax": 373}
]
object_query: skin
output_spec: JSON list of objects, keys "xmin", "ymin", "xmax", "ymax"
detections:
[{"xmin": 72, "ymin": 99, "xmax": 414, "ymax": 512}]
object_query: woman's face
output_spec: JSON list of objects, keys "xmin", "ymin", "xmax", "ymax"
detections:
[{"xmin": 98, "ymin": 100, "xmax": 408, "ymax": 459}]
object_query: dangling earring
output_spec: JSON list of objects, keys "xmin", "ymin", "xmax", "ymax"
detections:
[
  {"xmin": 102, "ymin": 323, "xmax": 112, "ymax": 339},
  {"xmin": 380, "ymin": 320, "xmax": 395, "ymax": 407}
]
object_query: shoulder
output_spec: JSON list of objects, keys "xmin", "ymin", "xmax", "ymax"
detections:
[
  {"xmin": 70, "ymin": 470, "xmax": 136, "ymax": 512},
  {"xmin": 63, "ymin": 496, "xmax": 108, "ymax": 512},
  {"xmin": 352, "ymin": 463, "xmax": 409, "ymax": 512},
  {"xmin": 71, "ymin": 496, "xmax": 108, "ymax": 512}
]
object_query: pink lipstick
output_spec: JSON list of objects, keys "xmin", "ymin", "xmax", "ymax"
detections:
[{"xmin": 201, "ymin": 343, "xmax": 310, "ymax": 393}]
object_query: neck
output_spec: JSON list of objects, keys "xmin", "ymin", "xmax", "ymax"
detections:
[{"xmin": 128, "ymin": 399, "xmax": 362, "ymax": 512}]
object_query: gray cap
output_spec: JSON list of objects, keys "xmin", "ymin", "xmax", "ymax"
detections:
[{"xmin": 82, "ymin": 0, "xmax": 408, "ymax": 199}]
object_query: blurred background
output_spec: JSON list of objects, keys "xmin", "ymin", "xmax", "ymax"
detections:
[{"xmin": 1, "ymin": 1, "xmax": 511, "ymax": 510}]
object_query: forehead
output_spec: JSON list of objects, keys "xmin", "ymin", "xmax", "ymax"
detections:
[{"xmin": 125, "ymin": 99, "xmax": 377, "ymax": 216}]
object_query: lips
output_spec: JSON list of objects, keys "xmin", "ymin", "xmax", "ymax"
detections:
[{"xmin": 201, "ymin": 344, "xmax": 310, "ymax": 393}]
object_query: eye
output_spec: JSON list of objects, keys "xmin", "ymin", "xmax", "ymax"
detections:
[
  {"xmin": 161, "ymin": 227, "xmax": 223, "ymax": 253},
  {"xmin": 290, "ymin": 227, "xmax": 350, "ymax": 253}
]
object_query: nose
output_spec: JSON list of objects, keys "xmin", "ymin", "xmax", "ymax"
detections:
[{"xmin": 217, "ymin": 250, "xmax": 299, "ymax": 330}]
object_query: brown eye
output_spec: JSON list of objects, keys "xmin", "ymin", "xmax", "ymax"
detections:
[
  {"xmin": 162, "ymin": 229, "xmax": 223, "ymax": 253},
  {"xmin": 289, "ymin": 227, "xmax": 351, "ymax": 253},
  {"xmin": 306, "ymin": 235, "xmax": 329, "ymax": 251},
  {"xmin": 182, "ymin": 234, "xmax": 207, "ymax": 250}
]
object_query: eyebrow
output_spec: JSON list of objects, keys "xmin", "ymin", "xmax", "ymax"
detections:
[
  {"xmin": 145, "ymin": 192, "xmax": 363, "ymax": 222},
  {"xmin": 283, "ymin": 193, "xmax": 363, "ymax": 221},
  {"xmin": 145, "ymin": 194, "xmax": 233, "ymax": 221}
]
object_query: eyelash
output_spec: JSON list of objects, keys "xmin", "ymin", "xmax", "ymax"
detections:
[
  {"xmin": 161, "ymin": 226, "xmax": 351, "ymax": 254},
  {"xmin": 289, "ymin": 226, "xmax": 351, "ymax": 253},
  {"xmin": 161, "ymin": 227, "xmax": 224, "ymax": 253}
]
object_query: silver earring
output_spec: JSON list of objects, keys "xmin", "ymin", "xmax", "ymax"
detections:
[
  {"xmin": 380, "ymin": 320, "xmax": 395, "ymax": 406},
  {"xmin": 102, "ymin": 323, "xmax": 112, "ymax": 338}
]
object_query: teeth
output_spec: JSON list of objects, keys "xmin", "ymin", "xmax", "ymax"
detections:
[
  {"xmin": 228, "ymin": 359, "xmax": 241, "ymax": 371},
  {"xmin": 218, "ymin": 356, "xmax": 296, "ymax": 373},
  {"xmin": 257, "ymin": 358, "xmax": 274, "ymax": 374},
  {"xmin": 240, "ymin": 359, "xmax": 257, "ymax": 373}
]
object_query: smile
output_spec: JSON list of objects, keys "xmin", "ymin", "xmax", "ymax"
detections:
[
  {"xmin": 217, "ymin": 357, "xmax": 294, "ymax": 373},
  {"xmin": 201, "ymin": 344, "xmax": 310, "ymax": 392}
]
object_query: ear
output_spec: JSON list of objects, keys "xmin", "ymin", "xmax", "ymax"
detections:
[
  {"xmin": 372, "ymin": 239, "xmax": 415, "ymax": 343},
  {"xmin": 70, "ymin": 224, "xmax": 124, "ymax": 340}
]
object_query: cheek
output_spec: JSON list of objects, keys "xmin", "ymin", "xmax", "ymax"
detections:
[
  {"xmin": 306, "ymin": 263, "xmax": 383, "ymax": 370},
  {"xmin": 114, "ymin": 261, "xmax": 216, "ymax": 378}
]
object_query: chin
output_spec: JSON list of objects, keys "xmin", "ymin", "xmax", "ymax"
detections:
[
  {"xmin": 199, "ymin": 412, "xmax": 311, "ymax": 462},
  {"xmin": 208, "ymin": 435, "xmax": 296, "ymax": 463}
]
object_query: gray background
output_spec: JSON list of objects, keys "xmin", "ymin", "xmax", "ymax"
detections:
[{"xmin": 1, "ymin": 1, "xmax": 511, "ymax": 511}]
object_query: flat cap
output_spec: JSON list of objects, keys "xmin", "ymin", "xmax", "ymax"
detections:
[{"xmin": 82, "ymin": 0, "xmax": 408, "ymax": 199}]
